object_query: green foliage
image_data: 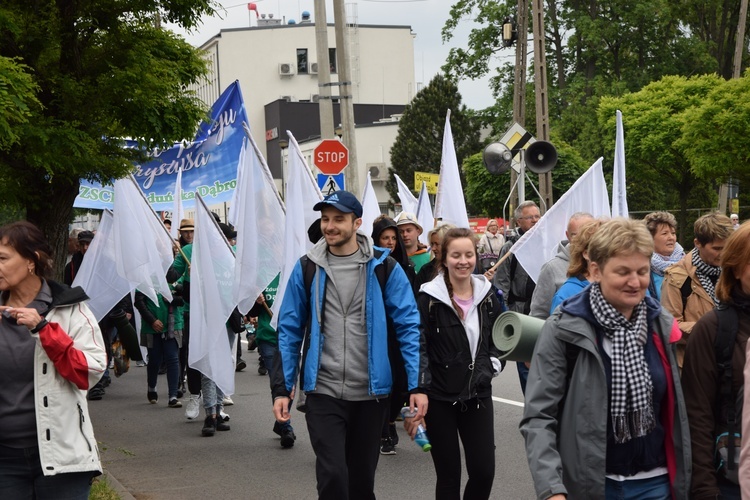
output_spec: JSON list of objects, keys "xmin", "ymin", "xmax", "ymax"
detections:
[
  {"xmin": 0, "ymin": 56, "xmax": 40, "ymax": 150},
  {"xmin": 0, "ymin": 0, "xmax": 216, "ymax": 277},
  {"xmin": 680, "ymin": 72, "xmax": 750, "ymax": 179},
  {"xmin": 387, "ymin": 74, "xmax": 480, "ymax": 210}
]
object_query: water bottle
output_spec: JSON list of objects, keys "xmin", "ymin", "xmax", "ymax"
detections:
[{"xmin": 400, "ymin": 407, "xmax": 432, "ymax": 452}]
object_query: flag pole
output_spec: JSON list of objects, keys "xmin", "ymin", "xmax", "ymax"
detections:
[
  {"xmin": 195, "ymin": 192, "xmax": 236, "ymax": 257},
  {"xmin": 126, "ymin": 174, "xmax": 190, "ymax": 263}
]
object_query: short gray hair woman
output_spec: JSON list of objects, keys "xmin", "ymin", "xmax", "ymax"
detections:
[
  {"xmin": 643, "ymin": 211, "xmax": 684, "ymax": 300},
  {"xmin": 520, "ymin": 218, "xmax": 690, "ymax": 500}
]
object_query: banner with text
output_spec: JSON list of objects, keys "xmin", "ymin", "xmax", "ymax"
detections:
[{"xmin": 73, "ymin": 81, "xmax": 248, "ymax": 212}]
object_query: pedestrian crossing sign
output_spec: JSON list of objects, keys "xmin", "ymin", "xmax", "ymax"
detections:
[{"xmin": 317, "ymin": 174, "xmax": 345, "ymax": 196}]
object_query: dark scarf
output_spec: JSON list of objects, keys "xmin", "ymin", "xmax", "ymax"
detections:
[
  {"xmin": 589, "ymin": 282, "xmax": 655, "ymax": 444},
  {"xmin": 692, "ymin": 248, "xmax": 721, "ymax": 306}
]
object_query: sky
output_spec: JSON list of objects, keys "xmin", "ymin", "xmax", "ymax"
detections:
[{"xmin": 170, "ymin": 0, "xmax": 514, "ymax": 110}]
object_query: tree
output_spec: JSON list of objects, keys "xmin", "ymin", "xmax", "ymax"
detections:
[
  {"xmin": 597, "ymin": 74, "xmax": 724, "ymax": 244},
  {"xmin": 0, "ymin": 56, "xmax": 39, "ymax": 151},
  {"xmin": 387, "ymin": 74, "xmax": 480, "ymax": 211},
  {"xmin": 0, "ymin": 0, "xmax": 215, "ymax": 277}
]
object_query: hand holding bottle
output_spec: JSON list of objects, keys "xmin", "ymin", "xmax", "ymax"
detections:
[{"xmin": 401, "ymin": 407, "xmax": 432, "ymax": 452}]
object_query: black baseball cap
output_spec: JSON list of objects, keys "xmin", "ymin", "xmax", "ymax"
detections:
[{"xmin": 313, "ymin": 190, "xmax": 363, "ymax": 218}]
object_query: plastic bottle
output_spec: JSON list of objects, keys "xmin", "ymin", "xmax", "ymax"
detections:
[{"xmin": 400, "ymin": 407, "xmax": 432, "ymax": 452}]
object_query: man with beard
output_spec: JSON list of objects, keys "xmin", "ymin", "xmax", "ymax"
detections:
[{"xmin": 272, "ymin": 191, "xmax": 427, "ymax": 500}]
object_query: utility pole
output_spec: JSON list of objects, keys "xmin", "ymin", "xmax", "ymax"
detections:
[
  {"xmin": 333, "ymin": 0, "xmax": 359, "ymax": 194},
  {"xmin": 314, "ymin": 0, "xmax": 335, "ymax": 140},
  {"xmin": 510, "ymin": 0, "xmax": 528, "ymax": 225},
  {"xmin": 531, "ymin": 0, "xmax": 553, "ymax": 212}
]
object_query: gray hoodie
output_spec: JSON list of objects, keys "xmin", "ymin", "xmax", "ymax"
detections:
[{"xmin": 307, "ymin": 232, "xmax": 376, "ymax": 401}]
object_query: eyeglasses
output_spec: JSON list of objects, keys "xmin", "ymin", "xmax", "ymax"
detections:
[{"xmin": 519, "ymin": 215, "xmax": 541, "ymax": 221}]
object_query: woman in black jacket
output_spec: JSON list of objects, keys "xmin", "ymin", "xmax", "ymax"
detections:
[{"xmin": 408, "ymin": 227, "xmax": 504, "ymax": 500}]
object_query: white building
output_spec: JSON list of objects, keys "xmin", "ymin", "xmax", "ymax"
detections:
[{"xmin": 191, "ymin": 14, "xmax": 417, "ymax": 199}]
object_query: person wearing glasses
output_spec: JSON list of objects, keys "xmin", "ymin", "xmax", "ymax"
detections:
[{"xmin": 494, "ymin": 200, "xmax": 541, "ymax": 394}]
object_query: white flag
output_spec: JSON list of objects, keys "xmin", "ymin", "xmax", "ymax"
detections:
[
  {"xmin": 612, "ymin": 110, "xmax": 629, "ymax": 217},
  {"xmin": 113, "ymin": 176, "xmax": 174, "ymax": 304},
  {"xmin": 270, "ymin": 131, "xmax": 324, "ymax": 328},
  {"xmin": 512, "ymin": 158, "xmax": 611, "ymax": 283},
  {"xmin": 360, "ymin": 171, "xmax": 381, "ymax": 239},
  {"xmin": 189, "ymin": 193, "xmax": 237, "ymax": 396},
  {"xmin": 72, "ymin": 211, "xmax": 132, "ymax": 322},
  {"xmin": 170, "ymin": 166, "xmax": 184, "ymax": 239},
  {"xmin": 416, "ymin": 180, "xmax": 434, "ymax": 245},
  {"xmin": 394, "ymin": 174, "xmax": 418, "ymax": 214},
  {"xmin": 232, "ymin": 128, "xmax": 286, "ymax": 315},
  {"xmin": 434, "ymin": 110, "xmax": 470, "ymax": 228}
]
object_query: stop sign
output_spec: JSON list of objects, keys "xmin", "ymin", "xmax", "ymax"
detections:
[{"xmin": 314, "ymin": 139, "xmax": 349, "ymax": 175}]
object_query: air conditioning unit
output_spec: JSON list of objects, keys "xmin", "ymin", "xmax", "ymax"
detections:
[
  {"xmin": 311, "ymin": 94, "xmax": 320, "ymax": 103},
  {"xmin": 309, "ymin": 62, "xmax": 319, "ymax": 74},
  {"xmin": 279, "ymin": 63, "xmax": 295, "ymax": 76},
  {"xmin": 367, "ymin": 163, "xmax": 387, "ymax": 181}
]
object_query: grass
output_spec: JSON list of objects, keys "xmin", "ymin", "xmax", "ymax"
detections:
[{"xmin": 89, "ymin": 476, "xmax": 120, "ymax": 500}]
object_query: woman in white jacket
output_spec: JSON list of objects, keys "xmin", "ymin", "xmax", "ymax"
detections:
[{"xmin": 0, "ymin": 221, "xmax": 106, "ymax": 499}]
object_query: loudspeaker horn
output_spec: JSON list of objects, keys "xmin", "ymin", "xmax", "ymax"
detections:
[
  {"xmin": 525, "ymin": 141, "xmax": 557, "ymax": 174},
  {"xmin": 483, "ymin": 142, "xmax": 514, "ymax": 175}
]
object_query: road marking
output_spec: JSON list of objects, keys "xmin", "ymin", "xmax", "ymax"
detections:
[{"xmin": 492, "ymin": 396, "xmax": 525, "ymax": 408}]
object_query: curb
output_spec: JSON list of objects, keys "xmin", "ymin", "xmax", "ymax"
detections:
[{"xmin": 102, "ymin": 468, "xmax": 136, "ymax": 500}]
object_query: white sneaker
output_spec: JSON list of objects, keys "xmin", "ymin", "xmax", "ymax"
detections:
[
  {"xmin": 185, "ymin": 394, "xmax": 202, "ymax": 420},
  {"xmin": 219, "ymin": 410, "xmax": 230, "ymax": 421},
  {"xmin": 222, "ymin": 396, "xmax": 234, "ymax": 406}
]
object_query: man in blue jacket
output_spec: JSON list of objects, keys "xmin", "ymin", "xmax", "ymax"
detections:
[{"xmin": 272, "ymin": 190, "xmax": 428, "ymax": 500}]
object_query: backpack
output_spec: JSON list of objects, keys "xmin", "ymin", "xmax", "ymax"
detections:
[{"xmin": 713, "ymin": 305, "xmax": 741, "ymax": 484}]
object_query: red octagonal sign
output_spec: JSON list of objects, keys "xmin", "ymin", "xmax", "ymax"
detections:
[{"xmin": 314, "ymin": 139, "xmax": 349, "ymax": 175}]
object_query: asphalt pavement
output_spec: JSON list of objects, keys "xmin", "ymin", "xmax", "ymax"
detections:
[{"xmin": 88, "ymin": 345, "xmax": 536, "ymax": 499}]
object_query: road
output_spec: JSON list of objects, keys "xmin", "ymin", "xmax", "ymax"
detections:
[{"xmin": 89, "ymin": 346, "xmax": 536, "ymax": 499}]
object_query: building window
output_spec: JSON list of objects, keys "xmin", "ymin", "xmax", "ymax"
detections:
[
  {"xmin": 329, "ymin": 48, "xmax": 337, "ymax": 74},
  {"xmin": 297, "ymin": 48, "xmax": 308, "ymax": 74}
]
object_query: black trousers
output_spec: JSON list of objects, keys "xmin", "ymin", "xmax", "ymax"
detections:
[
  {"xmin": 425, "ymin": 397, "xmax": 495, "ymax": 500},
  {"xmin": 181, "ymin": 312, "xmax": 202, "ymax": 395},
  {"xmin": 305, "ymin": 394, "xmax": 388, "ymax": 500}
]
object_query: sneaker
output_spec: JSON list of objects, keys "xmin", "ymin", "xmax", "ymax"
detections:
[
  {"xmin": 101, "ymin": 375, "xmax": 111, "ymax": 388},
  {"xmin": 168, "ymin": 398, "xmax": 182, "ymax": 408},
  {"xmin": 135, "ymin": 360, "xmax": 147, "ymax": 367},
  {"xmin": 216, "ymin": 418, "xmax": 231, "ymax": 432},
  {"xmin": 280, "ymin": 427, "xmax": 296, "ymax": 448},
  {"xmin": 380, "ymin": 437, "xmax": 396, "ymax": 455},
  {"xmin": 87, "ymin": 385, "xmax": 105, "ymax": 401},
  {"xmin": 389, "ymin": 423, "xmax": 399, "ymax": 446},
  {"xmin": 176, "ymin": 389, "xmax": 184, "ymax": 399},
  {"xmin": 235, "ymin": 359, "xmax": 247, "ymax": 372},
  {"xmin": 257, "ymin": 364, "xmax": 268, "ymax": 376},
  {"xmin": 147, "ymin": 391, "xmax": 158, "ymax": 404},
  {"xmin": 201, "ymin": 416, "xmax": 216, "ymax": 437},
  {"xmin": 185, "ymin": 394, "xmax": 202, "ymax": 420},
  {"xmin": 222, "ymin": 396, "xmax": 234, "ymax": 406},
  {"xmin": 219, "ymin": 410, "xmax": 230, "ymax": 422}
]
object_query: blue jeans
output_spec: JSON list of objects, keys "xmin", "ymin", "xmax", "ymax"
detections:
[
  {"xmin": 258, "ymin": 340, "xmax": 292, "ymax": 431},
  {"xmin": 517, "ymin": 362, "xmax": 529, "ymax": 395},
  {"xmin": 0, "ymin": 444, "xmax": 93, "ymax": 500},
  {"xmin": 605, "ymin": 474, "xmax": 670, "ymax": 500},
  {"xmin": 146, "ymin": 334, "xmax": 180, "ymax": 399},
  {"xmin": 201, "ymin": 375, "xmax": 224, "ymax": 416}
]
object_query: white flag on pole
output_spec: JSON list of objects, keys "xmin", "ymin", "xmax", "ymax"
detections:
[
  {"xmin": 189, "ymin": 193, "xmax": 237, "ymax": 396},
  {"xmin": 170, "ymin": 166, "xmax": 184, "ymax": 239},
  {"xmin": 360, "ymin": 171, "xmax": 380, "ymax": 239},
  {"xmin": 270, "ymin": 131, "xmax": 324, "ymax": 328},
  {"xmin": 512, "ymin": 158, "xmax": 611, "ymax": 283},
  {"xmin": 72, "ymin": 211, "xmax": 132, "ymax": 322},
  {"xmin": 233, "ymin": 127, "xmax": 286, "ymax": 315},
  {"xmin": 434, "ymin": 110, "xmax": 470, "ymax": 229},
  {"xmin": 416, "ymin": 180, "xmax": 434, "ymax": 245},
  {"xmin": 394, "ymin": 174, "xmax": 419, "ymax": 214},
  {"xmin": 612, "ymin": 110, "xmax": 629, "ymax": 217},
  {"xmin": 113, "ymin": 176, "xmax": 174, "ymax": 304}
]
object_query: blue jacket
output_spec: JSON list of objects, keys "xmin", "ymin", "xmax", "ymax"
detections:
[{"xmin": 274, "ymin": 235, "xmax": 424, "ymax": 398}]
